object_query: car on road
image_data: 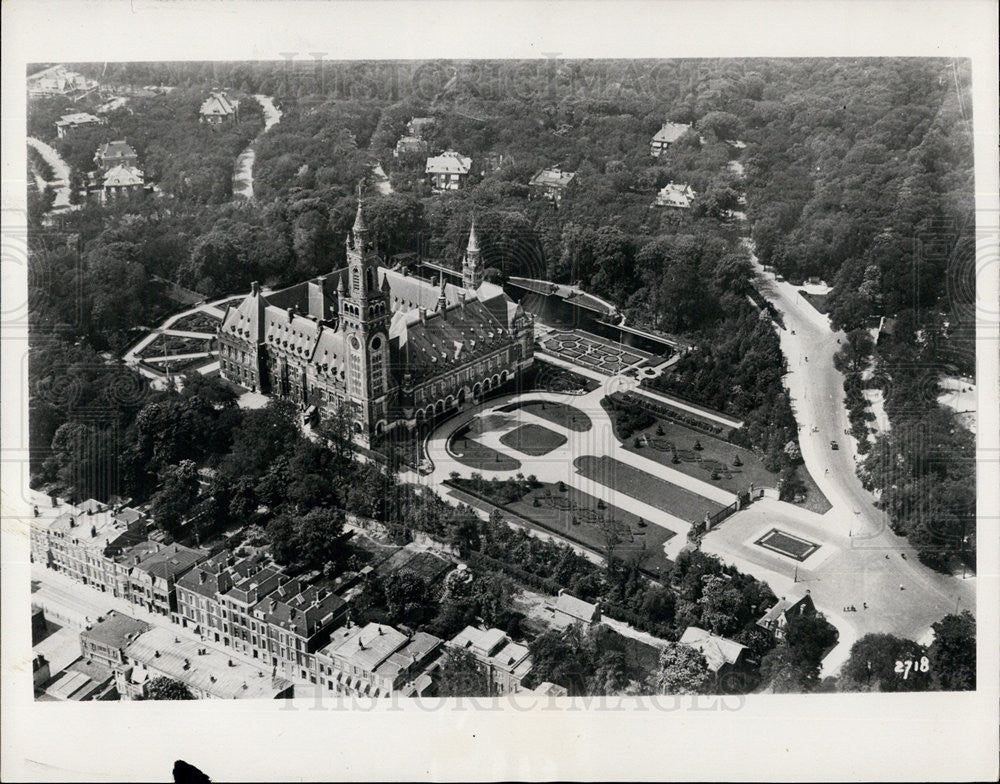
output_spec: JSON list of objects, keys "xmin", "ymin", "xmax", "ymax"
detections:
[{"xmin": 830, "ymin": 440, "xmax": 839, "ymax": 450}]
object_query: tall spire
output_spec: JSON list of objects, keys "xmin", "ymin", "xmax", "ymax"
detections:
[
  {"xmin": 462, "ymin": 216, "xmax": 483, "ymax": 291},
  {"xmin": 353, "ymin": 198, "xmax": 367, "ymax": 235},
  {"xmin": 467, "ymin": 217, "xmax": 480, "ymax": 253}
]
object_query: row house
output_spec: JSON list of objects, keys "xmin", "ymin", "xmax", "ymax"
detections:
[
  {"xmin": 121, "ymin": 542, "xmax": 209, "ymax": 617},
  {"xmin": 174, "ymin": 550, "xmax": 264, "ymax": 641},
  {"xmin": 33, "ymin": 498, "xmax": 148, "ymax": 593},
  {"xmin": 116, "ymin": 626, "xmax": 293, "ymax": 700},
  {"xmin": 251, "ymin": 579, "xmax": 349, "ymax": 682},
  {"xmin": 315, "ymin": 622, "xmax": 442, "ymax": 698},
  {"xmin": 218, "ymin": 562, "xmax": 288, "ymax": 656}
]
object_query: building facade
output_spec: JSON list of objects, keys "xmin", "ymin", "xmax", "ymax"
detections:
[
  {"xmin": 448, "ymin": 625, "xmax": 533, "ymax": 695},
  {"xmin": 315, "ymin": 622, "xmax": 442, "ymax": 698},
  {"xmin": 199, "ymin": 92, "xmax": 239, "ymax": 124},
  {"xmin": 649, "ymin": 121, "xmax": 692, "ymax": 157},
  {"xmin": 218, "ymin": 205, "xmax": 534, "ymax": 446},
  {"xmin": 425, "ymin": 151, "xmax": 472, "ymax": 190}
]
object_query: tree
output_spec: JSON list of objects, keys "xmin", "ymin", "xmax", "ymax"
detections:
[
  {"xmin": 149, "ymin": 460, "xmax": 201, "ymax": 537},
  {"xmin": 783, "ymin": 612, "xmax": 839, "ymax": 668},
  {"xmin": 434, "ymin": 648, "xmax": 489, "ymax": 697},
  {"xmin": 759, "ymin": 645, "xmax": 819, "ymax": 693},
  {"xmin": 839, "ymin": 633, "xmax": 930, "ymax": 692},
  {"xmin": 927, "ymin": 611, "xmax": 975, "ymax": 691},
  {"xmin": 144, "ymin": 676, "xmax": 195, "ymax": 700},
  {"xmin": 649, "ymin": 643, "xmax": 711, "ymax": 695}
]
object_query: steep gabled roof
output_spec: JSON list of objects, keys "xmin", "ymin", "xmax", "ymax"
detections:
[{"xmin": 200, "ymin": 92, "xmax": 239, "ymax": 116}]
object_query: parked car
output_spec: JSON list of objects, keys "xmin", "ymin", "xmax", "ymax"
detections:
[{"xmin": 830, "ymin": 440, "xmax": 839, "ymax": 450}]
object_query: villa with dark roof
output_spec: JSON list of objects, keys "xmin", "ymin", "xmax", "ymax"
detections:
[
  {"xmin": 200, "ymin": 91, "xmax": 239, "ymax": 124},
  {"xmin": 218, "ymin": 203, "xmax": 534, "ymax": 446}
]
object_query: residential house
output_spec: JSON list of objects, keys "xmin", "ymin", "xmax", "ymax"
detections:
[
  {"xmin": 252, "ymin": 579, "xmax": 349, "ymax": 682},
  {"xmin": 756, "ymin": 592, "xmax": 816, "ymax": 641},
  {"xmin": 406, "ymin": 117, "xmax": 435, "ymax": 137},
  {"xmin": 653, "ymin": 182, "xmax": 696, "ymax": 209},
  {"xmin": 116, "ymin": 626, "xmax": 294, "ymax": 700},
  {"xmin": 102, "ymin": 164, "xmax": 146, "ymax": 200},
  {"xmin": 394, "ymin": 135, "xmax": 430, "ymax": 158},
  {"xmin": 649, "ymin": 121, "xmax": 692, "ymax": 157},
  {"xmin": 199, "ymin": 91, "xmax": 240, "ymax": 124},
  {"xmin": 79, "ymin": 610, "xmax": 152, "ymax": 669},
  {"xmin": 448, "ymin": 626, "xmax": 533, "ymax": 695},
  {"xmin": 55, "ymin": 112, "xmax": 102, "ymax": 138},
  {"xmin": 547, "ymin": 589, "xmax": 601, "ymax": 629},
  {"xmin": 94, "ymin": 140, "xmax": 138, "ymax": 172},
  {"xmin": 678, "ymin": 626, "xmax": 749, "ymax": 677},
  {"xmin": 27, "ymin": 67, "xmax": 99, "ymax": 98},
  {"xmin": 315, "ymin": 622, "xmax": 442, "ymax": 698},
  {"xmin": 425, "ymin": 151, "xmax": 472, "ymax": 190},
  {"xmin": 528, "ymin": 167, "xmax": 577, "ymax": 203},
  {"xmin": 126, "ymin": 542, "xmax": 209, "ymax": 617}
]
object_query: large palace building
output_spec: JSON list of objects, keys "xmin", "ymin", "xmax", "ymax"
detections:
[{"xmin": 218, "ymin": 203, "xmax": 534, "ymax": 446}]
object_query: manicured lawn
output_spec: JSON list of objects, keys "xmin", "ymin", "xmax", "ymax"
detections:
[
  {"xmin": 574, "ymin": 455, "xmax": 725, "ymax": 523},
  {"xmin": 755, "ymin": 528, "xmax": 821, "ymax": 561},
  {"xmin": 800, "ymin": 290, "xmax": 831, "ymax": 314},
  {"xmin": 624, "ymin": 418, "xmax": 777, "ymax": 494},
  {"xmin": 451, "ymin": 477, "xmax": 675, "ymax": 575},
  {"xmin": 497, "ymin": 399, "xmax": 593, "ymax": 432},
  {"xmin": 448, "ymin": 425, "xmax": 521, "ymax": 471},
  {"xmin": 499, "ymin": 423, "xmax": 567, "ymax": 456}
]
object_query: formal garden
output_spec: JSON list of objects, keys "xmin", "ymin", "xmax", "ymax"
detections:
[
  {"xmin": 496, "ymin": 399, "xmax": 593, "ymax": 432},
  {"xmin": 498, "ymin": 423, "xmax": 568, "ymax": 457},
  {"xmin": 447, "ymin": 473, "xmax": 675, "ymax": 575},
  {"xmin": 573, "ymin": 454, "xmax": 726, "ymax": 523}
]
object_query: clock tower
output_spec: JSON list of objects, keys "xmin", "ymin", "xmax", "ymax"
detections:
[{"xmin": 340, "ymin": 199, "xmax": 393, "ymax": 443}]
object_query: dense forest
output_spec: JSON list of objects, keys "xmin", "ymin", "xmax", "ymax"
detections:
[{"xmin": 28, "ymin": 56, "xmax": 976, "ymax": 626}]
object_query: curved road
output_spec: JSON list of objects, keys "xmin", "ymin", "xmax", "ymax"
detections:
[
  {"xmin": 27, "ymin": 137, "xmax": 74, "ymax": 209},
  {"xmin": 743, "ymin": 245, "xmax": 975, "ymax": 640},
  {"xmin": 232, "ymin": 95, "xmax": 282, "ymax": 201}
]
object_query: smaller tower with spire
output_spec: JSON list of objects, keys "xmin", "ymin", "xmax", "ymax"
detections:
[{"xmin": 462, "ymin": 217, "xmax": 483, "ymax": 291}]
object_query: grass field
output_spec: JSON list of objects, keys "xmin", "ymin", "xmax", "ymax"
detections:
[
  {"xmin": 499, "ymin": 423, "xmax": 567, "ymax": 456},
  {"xmin": 448, "ymin": 426, "xmax": 521, "ymax": 471},
  {"xmin": 497, "ymin": 400, "xmax": 593, "ymax": 432},
  {"xmin": 452, "ymin": 478, "xmax": 675, "ymax": 575},
  {"xmin": 574, "ymin": 454, "xmax": 725, "ymax": 523},
  {"xmin": 755, "ymin": 528, "xmax": 821, "ymax": 561},
  {"xmin": 625, "ymin": 418, "xmax": 776, "ymax": 494}
]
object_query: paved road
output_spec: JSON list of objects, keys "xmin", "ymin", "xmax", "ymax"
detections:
[
  {"xmin": 26, "ymin": 137, "xmax": 74, "ymax": 209},
  {"xmin": 233, "ymin": 95, "xmax": 282, "ymax": 201},
  {"xmin": 737, "ymin": 246, "xmax": 975, "ymax": 653}
]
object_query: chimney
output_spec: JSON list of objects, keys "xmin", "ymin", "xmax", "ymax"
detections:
[
  {"xmin": 91, "ymin": 525, "xmax": 98, "ymax": 538},
  {"xmin": 69, "ymin": 517, "xmax": 76, "ymax": 528},
  {"xmin": 199, "ymin": 571, "xmax": 207, "ymax": 584},
  {"xmin": 250, "ymin": 280, "xmax": 260, "ymax": 295},
  {"xmin": 287, "ymin": 307, "xmax": 295, "ymax": 322},
  {"xmin": 134, "ymin": 555, "xmax": 141, "ymax": 565},
  {"xmin": 458, "ymin": 291, "xmax": 466, "ymax": 309},
  {"xmin": 418, "ymin": 306, "xmax": 427, "ymax": 324}
]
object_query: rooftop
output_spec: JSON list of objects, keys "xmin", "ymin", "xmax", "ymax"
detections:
[
  {"xmin": 678, "ymin": 626, "xmax": 748, "ymax": 672},
  {"xmin": 80, "ymin": 610, "xmax": 152, "ymax": 651},
  {"xmin": 652, "ymin": 121, "xmax": 692, "ymax": 144},
  {"xmin": 56, "ymin": 112, "xmax": 102, "ymax": 127},
  {"xmin": 200, "ymin": 92, "xmax": 239, "ymax": 116},
  {"xmin": 552, "ymin": 591, "xmax": 600, "ymax": 623},
  {"xmin": 103, "ymin": 164, "xmax": 145, "ymax": 188},
  {"xmin": 425, "ymin": 151, "xmax": 472, "ymax": 175},
  {"xmin": 124, "ymin": 626, "xmax": 292, "ymax": 699},
  {"xmin": 529, "ymin": 167, "xmax": 577, "ymax": 189},
  {"xmin": 133, "ymin": 543, "xmax": 208, "ymax": 582}
]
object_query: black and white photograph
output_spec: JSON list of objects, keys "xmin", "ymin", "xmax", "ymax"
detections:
[{"xmin": 2, "ymin": 1, "xmax": 998, "ymax": 781}]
